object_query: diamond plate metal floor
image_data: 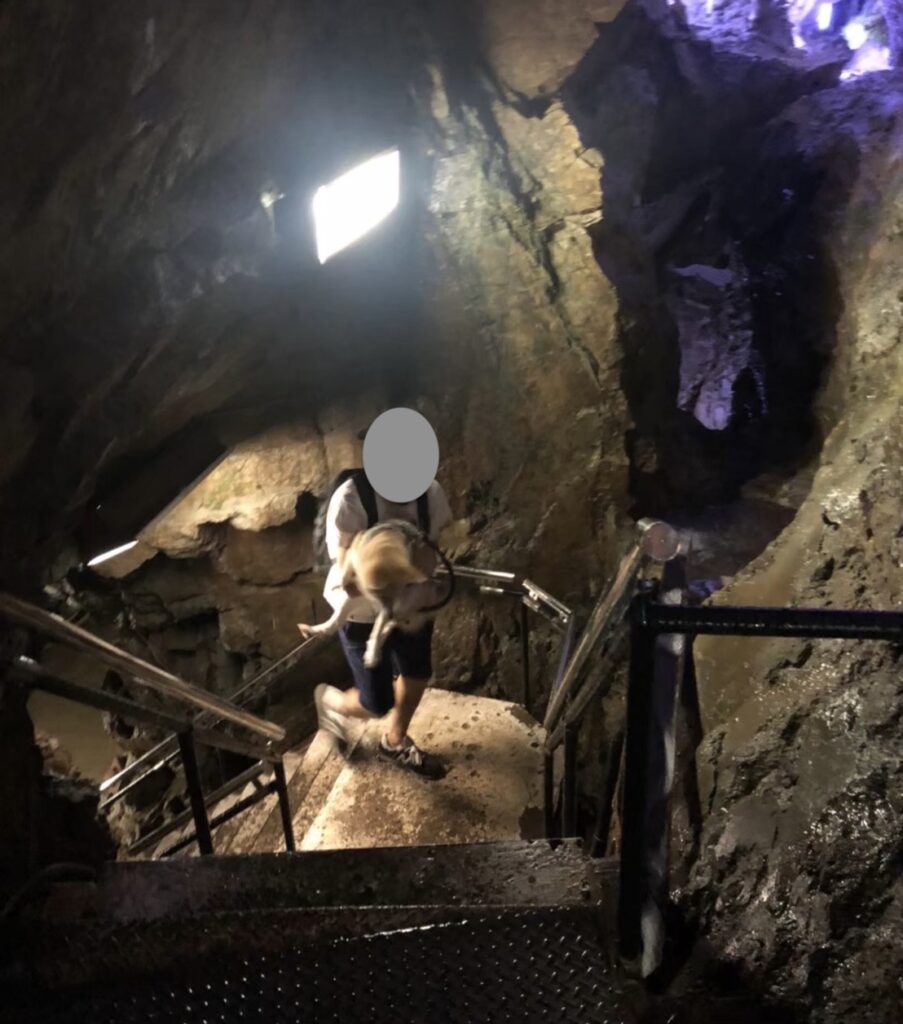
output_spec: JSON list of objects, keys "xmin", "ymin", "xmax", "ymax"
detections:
[{"xmin": 13, "ymin": 908, "xmax": 637, "ymax": 1024}]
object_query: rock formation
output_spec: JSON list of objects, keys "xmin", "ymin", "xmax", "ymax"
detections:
[{"xmin": 0, "ymin": 0, "xmax": 901, "ymax": 1017}]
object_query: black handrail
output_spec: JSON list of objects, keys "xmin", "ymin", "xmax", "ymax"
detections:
[
  {"xmin": 617, "ymin": 591, "xmax": 903, "ymax": 967},
  {"xmin": 14, "ymin": 660, "xmax": 296, "ymax": 858}
]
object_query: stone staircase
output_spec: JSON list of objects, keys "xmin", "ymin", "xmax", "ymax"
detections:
[{"xmin": 157, "ymin": 689, "xmax": 547, "ymax": 858}]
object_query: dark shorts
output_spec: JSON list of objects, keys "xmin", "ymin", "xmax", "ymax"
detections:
[{"xmin": 338, "ymin": 621, "xmax": 434, "ymax": 717}]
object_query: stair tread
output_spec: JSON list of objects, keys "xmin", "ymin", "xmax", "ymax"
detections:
[
  {"xmin": 300, "ymin": 689, "xmax": 546, "ymax": 852},
  {"xmin": 22, "ymin": 903, "xmax": 612, "ymax": 990},
  {"xmin": 16, "ymin": 906, "xmax": 634, "ymax": 1022},
  {"xmin": 249, "ymin": 730, "xmax": 345, "ymax": 854},
  {"xmin": 41, "ymin": 840, "xmax": 613, "ymax": 926}
]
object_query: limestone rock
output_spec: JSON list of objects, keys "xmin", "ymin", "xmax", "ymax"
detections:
[
  {"xmin": 142, "ymin": 421, "xmax": 327, "ymax": 555},
  {"xmin": 215, "ymin": 519, "xmax": 314, "ymax": 586}
]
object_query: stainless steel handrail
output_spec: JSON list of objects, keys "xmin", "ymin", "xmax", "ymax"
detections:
[
  {"xmin": 436, "ymin": 565, "xmax": 573, "ymax": 623},
  {"xmin": 523, "ymin": 579, "xmax": 571, "ymax": 618},
  {"xmin": 542, "ymin": 519, "xmax": 679, "ymax": 733},
  {"xmin": 0, "ymin": 593, "xmax": 284, "ymax": 743},
  {"xmin": 542, "ymin": 544, "xmax": 645, "ymax": 732},
  {"xmin": 437, "ymin": 565, "xmax": 518, "ymax": 584},
  {"xmin": 99, "ymin": 635, "xmax": 324, "ymax": 803}
]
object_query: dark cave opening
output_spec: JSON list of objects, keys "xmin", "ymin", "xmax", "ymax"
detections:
[{"xmin": 563, "ymin": 4, "xmax": 854, "ymax": 526}]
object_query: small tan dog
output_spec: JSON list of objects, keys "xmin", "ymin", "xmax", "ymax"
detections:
[{"xmin": 297, "ymin": 522, "xmax": 440, "ymax": 668}]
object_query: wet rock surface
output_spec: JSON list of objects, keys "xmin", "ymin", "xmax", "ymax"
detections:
[{"xmin": 687, "ymin": 78, "xmax": 903, "ymax": 1023}]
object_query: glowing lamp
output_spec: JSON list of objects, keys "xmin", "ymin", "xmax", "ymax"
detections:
[
  {"xmin": 87, "ymin": 541, "xmax": 139, "ymax": 567},
  {"xmin": 312, "ymin": 149, "xmax": 400, "ymax": 264}
]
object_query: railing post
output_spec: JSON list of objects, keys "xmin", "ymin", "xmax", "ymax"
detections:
[
  {"xmin": 177, "ymin": 730, "xmax": 214, "ymax": 856},
  {"xmin": 618, "ymin": 591, "xmax": 655, "ymax": 960},
  {"xmin": 272, "ymin": 759, "xmax": 296, "ymax": 853},
  {"xmin": 520, "ymin": 603, "xmax": 531, "ymax": 710},
  {"xmin": 590, "ymin": 724, "xmax": 624, "ymax": 858},
  {"xmin": 543, "ymin": 750, "xmax": 556, "ymax": 840},
  {"xmin": 562, "ymin": 722, "xmax": 578, "ymax": 837}
]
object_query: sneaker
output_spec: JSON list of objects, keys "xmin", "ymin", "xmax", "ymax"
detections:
[
  {"xmin": 314, "ymin": 684, "xmax": 348, "ymax": 757},
  {"xmin": 378, "ymin": 735, "xmax": 447, "ymax": 779}
]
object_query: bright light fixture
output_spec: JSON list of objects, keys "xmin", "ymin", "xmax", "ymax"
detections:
[
  {"xmin": 842, "ymin": 21, "xmax": 868, "ymax": 50},
  {"xmin": 87, "ymin": 540, "xmax": 138, "ymax": 567},
  {"xmin": 312, "ymin": 149, "xmax": 400, "ymax": 264},
  {"xmin": 816, "ymin": 2, "xmax": 833, "ymax": 30}
]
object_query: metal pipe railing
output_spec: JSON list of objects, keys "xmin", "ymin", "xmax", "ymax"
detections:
[
  {"xmin": 616, "ymin": 589, "xmax": 903, "ymax": 965},
  {"xmin": 542, "ymin": 519, "xmax": 679, "ymax": 734},
  {"xmin": 98, "ymin": 635, "xmax": 323, "ymax": 804},
  {"xmin": 79, "ymin": 555, "xmax": 578, "ymax": 814},
  {"xmin": 542, "ymin": 544, "xmax": 644, "ymax": 733},
  {"xmin": 128, "ymin": 760, "xmax": 268, "ymax": 857},
  {"xmin": 99, "ymin": 737, "xmax": 179, "ymax": 803},
  {"xmin": 522, "ymin": 578, "xmax": 571, "ymax": 626},
  {"xmin": 545, "ymin": 636, "xmax": 625, "ymax": 751},
  {"xmin": 101, "ymin": 560, "xmax": 569, "ymax": 808},
  {"xmin": 0, "ymin": 593, "xmax": 284, "ymax": 743}
]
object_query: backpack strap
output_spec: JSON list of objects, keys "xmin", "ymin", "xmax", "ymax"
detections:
[
  {"xmin": 350, "ymin": 470, "xmax": 379, "ymax": 528},
  {"xmin": 416, "ymin": 489, "xmax": 431, "ymax": 536}
]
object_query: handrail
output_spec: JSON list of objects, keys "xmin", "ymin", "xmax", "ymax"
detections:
[
  {"xmin": 542, "ymin": 519, "xmax": 679, "ymax": 733},
  {"xmin": 99, "ymin": 635, "xmax": 324, "ymax": 804},
  {"xmin": 17, "ymin": 658, "xmax": 278, "ymax": 764},
  {"xmin": 545, "ymin": 635, "xmax": 625, "ymax": 750},
  {"xmin": 522, "ymin": 578, "xmax": 572, "ymax": 626},
  {"xmin": 97, "ymin": 557, "xmax": 576, "ymax": 808},
  {"xmin": 128, "ymin": 760, "xmax": 268, "ymax": 857},
  {"xmin": 0, "ymin": 593, "xmax": 284, "ymax": 744},
  {"xmin": 542, "ymin": 545, "xmax": 643, "ymax": 732},
  {"xmin": 435, "ymin": 564, "xmax": 573, "ymax": 625},
  {"xmin": 214, "ymin": 634, "xmax": 324, "ymax": 711}
]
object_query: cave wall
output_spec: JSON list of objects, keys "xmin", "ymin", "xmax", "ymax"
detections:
[
  {"xmin": 2, "ymin": 0, "xmax": 903, "ymax": 1016},
  {"xmin": 688, "ymin": 80, "xmax": 903, "ymax": 1022},
  {"xmin": 41, "ymin": 0, "xmax": 639, "ymax": 712},
  {"xmin": 0, "ymin": 0, "xmax": 634, "ymax": 889}
]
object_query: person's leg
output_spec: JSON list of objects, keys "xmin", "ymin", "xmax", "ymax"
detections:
[
  {"xmin": 384, "ymin": 674, "xmax": 428, "ymax": 747},
  {"xmin": 315, "ymin": 623, "xmax": 394, "ymax": 752},
  {"xmin": 377, "ymin": 623, "xmax": 445, "ymax": 778},
  {"xmin": 321, "ymin": 684, "xmax": 372, "ymax": 720}
]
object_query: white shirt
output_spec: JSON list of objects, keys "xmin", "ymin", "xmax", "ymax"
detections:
[{"xmin": 324, "ymin": 479, "xmax": 453, "ymax": 623}]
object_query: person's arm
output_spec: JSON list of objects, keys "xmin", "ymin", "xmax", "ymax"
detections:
[
  {"xmin": 327, "ymin": 482, "xmax": 367, "ymax": 586},
  {"xmin": 428, "ymin": 481, "xmax": 454, "ymax": 541},
  {"xmin": 334, "ymin": 543, "xmax": 350, "ymax": 570}
]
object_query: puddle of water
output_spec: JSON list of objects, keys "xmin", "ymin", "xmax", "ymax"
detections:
[{"xmin": 28, "ymin": 691, "xmax": 119, "ymax": 782}]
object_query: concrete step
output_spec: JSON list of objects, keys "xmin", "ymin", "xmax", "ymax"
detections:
[
  {"xmin": 246, "ymin": 730, "xmax": 347, "ymax": 854},
  {"xmin": 298, "ymin": 688, "xmax": 546, "ymax": 851},
  {"xmin": 147, "ymin": 689, "xmax": 544, "ymax": 860}
]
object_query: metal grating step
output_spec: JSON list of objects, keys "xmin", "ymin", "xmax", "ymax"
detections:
[
  {"xmin": 15, "ymin": 908, "xmax": 637, "ymax": 1024},
  {"xmin": 31, "ymin": 841, "xmax": 615, "ymax": 927}
]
